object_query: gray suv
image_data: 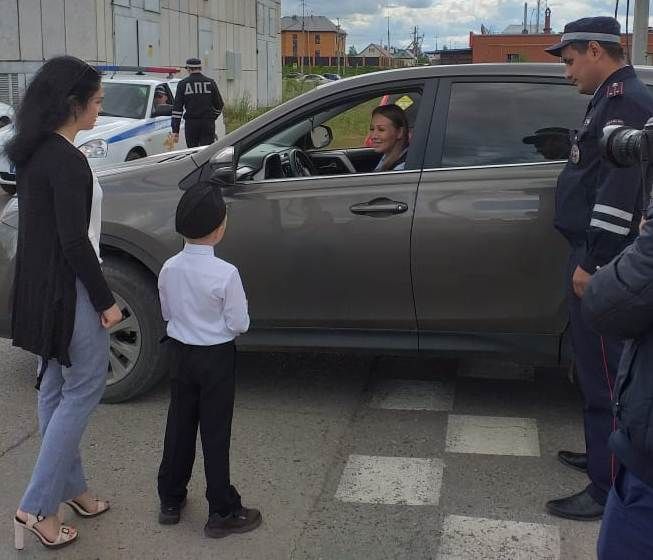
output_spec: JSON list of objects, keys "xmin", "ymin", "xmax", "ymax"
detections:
[{"xmin": 1, "ymin": 63, "xmax": 649, "ymax": 402}]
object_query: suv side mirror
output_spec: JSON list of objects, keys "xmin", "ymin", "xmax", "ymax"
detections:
[
  {"xmin": 152, "ymin": 103, "xmax": 173, "ymax": 117},
  {"xmin": 310, "ymin": 125, "xmax": 333, "ymax": 149}
]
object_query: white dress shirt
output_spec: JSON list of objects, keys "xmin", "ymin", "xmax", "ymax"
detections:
[
  {"xmin": 88, "ymin": 173, "xmax": 102, "ymax": 262},
  {"xmin": 158, "ymin": 243, "xmax": 250, "ymax": 345}
]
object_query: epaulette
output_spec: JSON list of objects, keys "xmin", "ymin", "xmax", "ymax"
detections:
[{"xmin": 607, "ymin": 82, "xmax": 624, "ymax": 98}]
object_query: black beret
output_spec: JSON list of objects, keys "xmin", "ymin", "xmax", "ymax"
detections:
[
  {"xmin": 175, "ymin": 181, "xmax": 226, "ymax": 239},
  {"xmin": 185, "ymin": 57, "xmax": 202, "ymax": 68},
  {"xmin": 546, "ymin": 17, "xmax": 621, "ymax": 56}
]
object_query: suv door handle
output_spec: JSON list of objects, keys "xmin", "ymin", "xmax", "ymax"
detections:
[{"xmin": 349, "ymin": 197, "xmax": 409, "ymax": 216}]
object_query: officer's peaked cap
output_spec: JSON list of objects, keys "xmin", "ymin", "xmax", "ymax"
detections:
[
  {"xmin": 175, "ymin": 180, "xmax": 227, "ymax": 239},
  {"xmin": 185, "ymin": 57, "xmax": 202, "ymax": 68},
  {"xmin": 546, "ymin": 17, "xmax": 621, "ymax": 57},
  {"xmin": 154, "ymin": 85, "xmax": 167, "ymax": 95}
]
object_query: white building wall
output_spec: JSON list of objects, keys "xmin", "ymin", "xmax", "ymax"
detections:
[{"xmin": 0, "ymin": 0, "xmax": 280, "ymax": 108}]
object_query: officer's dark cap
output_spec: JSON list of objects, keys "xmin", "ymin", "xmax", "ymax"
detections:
[
  {"xmin": 185, "ymin": 57, "xmax": 202, "ymax": 68},
  {"xmin": 175, "ymin": 180, "xmax": 227, "ymax": 239},
  {"xmin": 546, "ymin": 17, "xmax": 621, "ymax": 57},
  {"xmin": 154, "ymin": 85, "xmax": 167, "ymax": 95}
]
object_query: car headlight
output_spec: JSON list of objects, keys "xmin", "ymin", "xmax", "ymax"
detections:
[{"xmin": 78, "ymin": 139, "xmax": 108, "ymax": 158}]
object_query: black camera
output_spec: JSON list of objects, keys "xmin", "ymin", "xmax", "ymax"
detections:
[
  {"xmin": 601, "ymin": 117, "xmax": 653, "ymax": 168},
  {"xmin": 601, "ymin": 117, "xmax": 653, "ymax": 205}
]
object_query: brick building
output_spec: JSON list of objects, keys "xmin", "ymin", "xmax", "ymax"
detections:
[
  {"xmin": 470, "ymin": 32, "xmax": 653, "ymax": 64},
  {"xmin": 281, "ymin": 15, "xmax": 346, "ymax": 67}
]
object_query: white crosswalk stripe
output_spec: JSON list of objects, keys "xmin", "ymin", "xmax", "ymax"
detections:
[
  {"xmin": 445, "ymin": 414, "xmax": 541, "ymax": 456},
  {"xmin": 437, "ymin": 515, "xmax": 561, "ymax": 560},
  {"xmin": 369, "ymin": 379, "xmax": 455, "ymax": 411},
  {"xmin": 335, "ymin": 454, "xmax": 444, "ymax": 506}
]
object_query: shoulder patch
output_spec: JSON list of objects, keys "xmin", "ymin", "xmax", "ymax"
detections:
[
  {"xmin": 607, "ymin": 82, "xmax": 624, "ymax": 98},
  {"xmin": 606, "ymin": 118, "xmax": 625, "ymax": 126}
]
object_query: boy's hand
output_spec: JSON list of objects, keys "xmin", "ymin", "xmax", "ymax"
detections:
[{"xmin": 101, "ymin": 303, "xmax": 123, "ymax": 329}]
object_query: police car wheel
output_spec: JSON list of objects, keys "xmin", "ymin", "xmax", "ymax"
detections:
[
  {"xmin": 126, "ymin": 148, "xmax": 146, "ymax": 161},
  {"xmin": 1, "ymin": 184, "xmax": 16, "ymax": 196},
  {"xmin": 100, "ymin": 256, "xmax": 167, "ymax": 403}
]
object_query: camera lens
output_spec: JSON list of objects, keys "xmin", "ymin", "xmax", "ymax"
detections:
[{"xmin": 601, "ymin": 126, "xmax": 644, "ymax": 167}]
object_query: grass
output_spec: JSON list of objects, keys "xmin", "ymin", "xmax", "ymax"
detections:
[{"xmin": 223, "ymin": 77, "xmax": 381, "ymax": 149}]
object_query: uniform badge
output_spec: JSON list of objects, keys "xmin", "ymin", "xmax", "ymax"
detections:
[
  {"xmin": 606, "ymin": 118, "xmax": 624, "ymax": 126},
  {"xmin": 570, "ymin": 143, "xmax": 580, "ymax": 164},
  {"xmin": 607, "ymin": 82, "xmax": 624, "ymax": 97},
  {"xmin": 583, "ymin": 117, "xmax": 592, "ymax": 127}
]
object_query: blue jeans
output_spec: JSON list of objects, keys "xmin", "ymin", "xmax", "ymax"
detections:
[
  {"xmin": 598, "ymin": 468, "xmax": 653, "ymax": 559},
  {"xmin": 19, "ymin": 280, "xmax": 109, "ymax": 517}
]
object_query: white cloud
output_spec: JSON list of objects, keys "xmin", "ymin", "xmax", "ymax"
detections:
[{"xmin": 282, "ymin": 1, "xmax": 638, "ymax": 50}]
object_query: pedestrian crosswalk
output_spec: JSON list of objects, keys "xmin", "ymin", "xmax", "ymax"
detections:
[{"xmin": 332, "ymin": 358, "xmax": 566, "ymax": 560}]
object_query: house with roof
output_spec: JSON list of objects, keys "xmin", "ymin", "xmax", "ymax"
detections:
[
  {"xmin": 391, "ymin": 48, "xmax": 417, "ymax": 67},
  {"xmin": 281, "ymin": 15, "xmax": 346, "ymax": 66},
  {"xmin": 348, "ymin": 43, "xmax": 394, "ymax": 68}
]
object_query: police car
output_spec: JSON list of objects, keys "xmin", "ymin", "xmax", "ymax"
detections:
[
  {"xmin": 0, "ymin": 102, "xmax": 13, "ymax": 129},
  {"xmin": 0, "ymin": 66, "xmax": 226, "ymax": 194}
]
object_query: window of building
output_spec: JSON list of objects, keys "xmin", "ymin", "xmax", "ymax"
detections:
[
  {"xmin": 315, "ymin": 50, "xmax": 321, "ymax": 58},
  {"xmin": 506, "ymin": 53, "xmax": 521, "ymax": 63},
  {"xmin": 441, "ymin": 81, "xmax": 589, "ymax": 167},
  {"xmin": 293, "ymin": 34, "xmax": 297, "ymax": 40},
  {"xmin": 315, "ymin": 34, "xmax": 321, "ymax": 44}
]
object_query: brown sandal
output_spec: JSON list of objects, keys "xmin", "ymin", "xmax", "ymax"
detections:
[{"xmin": 14, "ymin": 513, "xmax": 78, "ymax": 550}]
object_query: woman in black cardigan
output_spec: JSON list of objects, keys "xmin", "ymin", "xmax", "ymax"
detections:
[{"xmin": 5, "ymin": 57, "xmax": 122, "ymax": 550}]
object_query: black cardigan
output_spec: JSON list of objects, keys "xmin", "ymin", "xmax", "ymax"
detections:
[{"xmin": 11, "ymin": 134, "xmax": 115, "ymax": 370}]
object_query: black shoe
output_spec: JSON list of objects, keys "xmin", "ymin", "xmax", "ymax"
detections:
[
  {"xmin": 204, "ymin": 507, "xmax": 262, "ymax": 538},
  {"xmin": 158, "ymin": 498, "xmax": 187, "ymax": 525},
  {"xmin": 545, "ymin": 488, "xmax": 604, "ymax": 521},
  {"xmin": 557, "ymin": 450, "xmax": 588, "ymax": 473}
]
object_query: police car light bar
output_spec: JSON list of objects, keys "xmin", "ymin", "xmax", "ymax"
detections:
[{"xmin": 95, "ymin": 65, "xmax": 181, "ymax": 75}]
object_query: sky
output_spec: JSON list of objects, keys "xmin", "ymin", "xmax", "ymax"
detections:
[{"xmin": 281, "ymin": 0, "xmax": 631, "ymax": 52}]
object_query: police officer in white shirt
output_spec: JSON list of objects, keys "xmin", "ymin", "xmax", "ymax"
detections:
[{"xmin": 156, "ymin": 180, "xmax": 262, "ymax": 538}]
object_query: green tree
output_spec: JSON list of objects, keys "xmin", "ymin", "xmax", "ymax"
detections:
[{"xmin": 348, "ymin": 46, "xmax": 358, "ymax": 56}]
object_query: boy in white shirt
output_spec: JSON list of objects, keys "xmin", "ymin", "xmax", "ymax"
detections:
[{"xmin": 156, "ymin": 181, "xmax": 261, "ymax": 538}]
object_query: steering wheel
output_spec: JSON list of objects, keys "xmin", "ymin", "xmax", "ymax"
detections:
[{"xmin": 288, "ymin": 148, "xmax": 317, "ymax": 177}]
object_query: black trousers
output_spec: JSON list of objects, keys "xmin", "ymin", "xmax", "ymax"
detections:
[
  {"xmin": 567, "ymin": 247, "xmax": 623, "ymax": 504},
  {"xmin": 184, "ymin": 118, "xmax": 216, "ymax": 148},
  {"xmin": 157, "ymin": 339, "xmax": 241, "ymax": 516}
]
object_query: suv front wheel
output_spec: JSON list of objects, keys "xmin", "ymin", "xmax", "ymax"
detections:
[{"xmin": 101, "ymin": 256, "xmax": 167, "ymax": 403}]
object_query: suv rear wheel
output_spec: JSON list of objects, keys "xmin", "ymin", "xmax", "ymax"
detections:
[{"xmin": 101, "ymin": 256, "xmax": 167, "ymax": 403}]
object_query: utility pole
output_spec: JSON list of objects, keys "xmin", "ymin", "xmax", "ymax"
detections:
[
  {"xmin": 300, "ymin": 0, "xmax": 305, "ymax": 73},
  {"xmin": 386, "ymin": 2, "xmax": 391, "ymax": 50},
  {"xmin": 337, "ymin": 18, "xmax": 341, "ymax": 75},
  {"xmin": 632, "ymin": 0, "xmax": 650, "ymax": 65}
]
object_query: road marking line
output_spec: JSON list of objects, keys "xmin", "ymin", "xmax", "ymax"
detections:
[
  {"xmin": 369, "ymin": 379, "xmax": 454, "ymax": 411},
  {"xmin": 335, "ymin": 454, "xmax": 443, "ymax": 506},
  {"xmin": 445, "ymin": 415, "xmax": 540, "ymax": 457},
  {"xmin": 437, "ymin": 515, "xmax": 560, "ymax": 560}
]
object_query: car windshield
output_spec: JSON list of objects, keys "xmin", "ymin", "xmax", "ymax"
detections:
[{"xmin": 100, "ymin": 83, "xmax": 151, "ymax": 119}]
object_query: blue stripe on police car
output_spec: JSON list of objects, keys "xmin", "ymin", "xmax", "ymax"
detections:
[{"xmin": 107, "ymin": 118, "xmax": 171, "ymax": 144}]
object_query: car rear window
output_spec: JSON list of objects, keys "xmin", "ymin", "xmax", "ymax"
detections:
[{"xmin": 442, "ymin": 81, "xmax": 589, "ymax": 167}]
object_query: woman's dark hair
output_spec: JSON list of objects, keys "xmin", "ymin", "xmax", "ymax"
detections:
[
  {"xmin": 5, "ymin": 56, "xmax": 101, "ymax": 167},
  {"xmin": 371, "ymin": 104, "xmax": 410, "ymax": 171}
]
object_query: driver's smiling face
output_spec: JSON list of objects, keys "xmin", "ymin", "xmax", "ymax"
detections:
[{"xmin": 369, "ymin": 114, "xmax": 404, "ymax": 155}]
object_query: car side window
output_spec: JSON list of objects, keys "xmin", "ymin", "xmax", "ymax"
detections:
[
  {"xmin": 441, "ymin": 82, "xmax": 589, "ymax": 167},
  {"xmin": 237, "ymin": 89, "xmax": 424, "ymax": 181}
]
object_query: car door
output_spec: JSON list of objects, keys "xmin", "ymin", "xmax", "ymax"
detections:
[
  {"xmin": 412, "ymin": 78, "xmax": 589, "ymax": 355},
  {"xmin": 218, "ymin": 79, "xmax": 437, "ymax": 350}
]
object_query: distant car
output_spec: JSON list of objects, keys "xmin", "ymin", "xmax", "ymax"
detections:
[
  {"xmin": 0, "ymin": 69, "xmax": 226, "ymax": 195},
  {"xmin": 301, "ymin": 74, "xmax": 330, "ymax": 84},
  {"xmin": 286, "ymin": 72, "xmax": 304, "ymax": 79},
  {"xmin": 323, "ymin": 73, "xmax": 342, "ymax": 81},
  {"xmin": 0, "ymin": 102, "xmax": 13, "ymax": 129}
]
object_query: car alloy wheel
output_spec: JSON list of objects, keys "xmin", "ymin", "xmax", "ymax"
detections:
[{"xmin": 107, "ymin": 292, "xmax": 142, "ymax": 386}]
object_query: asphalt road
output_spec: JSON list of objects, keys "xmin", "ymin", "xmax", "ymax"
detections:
[{"xmin": 0, "ymin": 339, "xmax": 602, "ymax": 560}]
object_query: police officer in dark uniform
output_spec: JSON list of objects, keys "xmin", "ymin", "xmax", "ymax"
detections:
[
  {"xmin": 544, "ymin": 17, "xmax": 653, "ymax": 520},
  {"xmin": 171, "ymin": 58, "xmax": 224, "ymax": 148}
]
